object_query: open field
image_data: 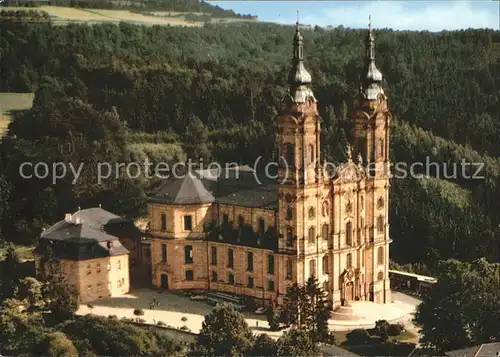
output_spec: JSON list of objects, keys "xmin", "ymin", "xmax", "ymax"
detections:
[
  {"xmin": 0, "ymin": 6, "xmax": 257, "ymax": 26},
  {"xmin": 0, "ymin": 92, "xmax": 34, "ymax": 137}
]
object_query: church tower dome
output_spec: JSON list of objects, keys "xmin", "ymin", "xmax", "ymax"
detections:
[
  {"xmin": 286, "ymin": 12, "xmax": 316, "ymax": 104},
  {"xmin": 361, "ymin": 16, "xmax": 384, "ymax": 100}
]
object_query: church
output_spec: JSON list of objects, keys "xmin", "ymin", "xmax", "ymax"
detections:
[{"xmin": 148, "ymin": 19, "xmax": 392, "ymax": 309}]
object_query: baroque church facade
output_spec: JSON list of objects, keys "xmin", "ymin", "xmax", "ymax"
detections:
[{"xmin": 148, "ymin": 20, "xmax": 392, "ymax": 308}]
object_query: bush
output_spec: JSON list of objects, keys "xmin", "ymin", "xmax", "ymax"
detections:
[
  {"xmin": 157, "ymin": 321, "xmax": 166, "ymax": 326},
  {"xmin": 388, "ymin": 323, "xmax": 404, "ymax": 337},
  {"xmin": 133, "ymin": 308, "xmax": 144, "ymax": 316},
  {"xmin": 108, "ymin": 315, "xmax": 117, "ymax": 320},
  {"xmin": 375, "ymin": 319, "xmax": 390, "ymax": 335},
  {"xmin": 181, "ymin": 316, "xmax": 187, "ymax": 323},
  {"xmin": 346, "ymin": 329, "xmax": 370, "ymax": 345},
  {"xmin": 180, "ymin": 325, "xmax": 190, "ymax": 331}
]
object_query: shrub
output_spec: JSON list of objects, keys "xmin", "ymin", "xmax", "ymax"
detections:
[
  {"xmin": 388, "ymin": 323, "xmax": 404, "ymax": 337},
  {"xmin": 346, "ymin": 329, "xmax": 370, "ymax": 345},
  {"xmin": 108, "ymin": 315, "xmax": 117, "ymax": 320},
  {"xmin": 181, "ymin": 316, "xmax": 187, "ymax": 323},
  {"xmin": 375, "ymin": 319, "xmax": 390, "ymax": 335},
  {"xmin": 180, "ymin": 325, "xmax": 189, "ymax": 331},
  {"xmin": 157, "ymin": 321, "xmax": 166, "ymax": 326},
  {"xmin": 133, "ymin": 308, "xmax": 144, "ymax": 316}
]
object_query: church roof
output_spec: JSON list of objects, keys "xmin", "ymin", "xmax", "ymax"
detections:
[
  {"xmin": 149, "ymin": 171, "xmax": 216, "ymax": 205},
  {"xmin": 148, "ymin": 167, "xmax": 278, "ymax": 210}
]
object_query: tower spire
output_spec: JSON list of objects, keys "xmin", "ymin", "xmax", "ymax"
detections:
[
  {"xmin": 286, "ymin": 11, "xmax": 315, "ymax": 103},
  {"xmin": 361, "ymin": 15, "xmax": 384, "ymax": 100}
]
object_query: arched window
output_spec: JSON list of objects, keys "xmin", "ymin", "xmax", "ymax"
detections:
[
  {"xmin": 286, "ymin": 206, "xmax": 293, "ymax": 220},
  {"xmin": 322, "ymin": 255, "xmax": 328, "ymax": 274},
  {"xmin": 378, "ymin": 271, "xmax": 384, "ymax": 281},
  {"xmin": 322, "ymin": 201, "xmax": 329, "ymax": 217},
  {"xmin": 377, "ymin": 216, "xmax": 384, "ymax": 233},
  {"xmin": 377, "ymin": 138, "xmax": 384, "ymax": 158},
  {"xmin": 377, "ymin": 197, "xmax": 384, "ymax": 209},
  {"xmin": 286, "ymin": 144, "xmax": 295, "ymax": 168},
  {"xmin": 308, "ymin": 144, "xmax": 315, "ymax": 164},
  {"xmin": 378, "ymin": 247, "xmax": 384, "ymax": 265},
  {"xmin": 286, "ymin": 226, "xmax": 293, "ymax": 247},
  {"xmin": 309, "ymin": 259, "xmax": 316, "ymax": 278},
  {"xmin": 345, "ymin": 222, "xmax": 352, "ymax": 246},
  {"xmin": 308, "ymin": 226, "xmax": 316, "ymax": 244},
  {"xmin": 322, "ymin": 224, "xmax": 329, "ymax": 240},
  {"xmin": 346, "ymin": 253, "xmax": 352, "ymax": 268},
  {"xmin": 160, "ymin": 213, "xmax": 167, "ymax": 232}
]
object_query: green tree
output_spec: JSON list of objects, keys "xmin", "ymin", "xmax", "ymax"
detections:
[
  {"xmin": 248, "ymin": 334, "xmax": 278, "ymax": 356},
  {"xmin": 38, "ymin": 246, "xmax": 79, "ymax": 321},
  {"xmin": 192, "ymin": 303, "xmax": 254, "ymax": 357},
  {"xmin": 40, "ymin": 332, "xmax": 78, "ymax": 357},
  {"xmin": 276, "ymin": 328, "xmax": 321, "ymax": 357},
  {"xmin": 0, "ymin": 244, "xmax": 22, "ymax": 300},
  {"xmin": 278, "ymin": 277, "xmax": 331, "ymax": 341},
  {"xmin": 414, "ymin": 259, "xmax": 500, "ymax": 352}
]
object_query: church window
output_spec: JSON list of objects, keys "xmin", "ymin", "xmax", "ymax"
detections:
[
  {"xmin": 308, "ymin": 144, "xmax": 315, "ymax": 164},
  {"xmin": 377, "ymin": 216, "xmax": 384, "ymax": 233},
  {"xmin": 322, "ymin": 224, "xmax": 329, "ymax": 240},
  {"xmin": 308, "ymin": 226, "xmax": 316, "ymax": 244},
  {"xmin": 185, "ymin": 245, "xmax": 193, "ymax": 264},
  {"xmin": 309, "ymin": 259, "xmax": 316, "ymax": 278},
  {"xmin": 160, "ymin": 213, "xmax": 167, "ymax": 232},
  {"xmin": 346, "ymin": 201, "xmax": 352, "ymax": 214},
  {"xmin": 322, "ymin": 255, "xmax": 328, "ymax": 274},
  {"xmin": 377, "ymin": 138, "xmax": 384, "ymax": 158},
  {"xmin": 286, "ymin": 144, "xmax": 295, "ymax": 168},
  {"xmin": 286, "ymin": 226, "xmax": 293, "ymax": 247},
  {"xmin": 258, "ymin": 217, "xmax": 265, "ymax": 236},
  {"xmin": 377, "ymin": 197, "xmax": 384, "ymax": 209},
  {"xmin": 286, "ymin": 259, "xmax": 293, "ymax": 279},
  {"xmin": 286, "ymin": 206, "xmax": 293, "ymax": 220},
  {"xmin": 162, "ymin": 244, "xmax": 167, "ymax": 263},
  {"xmin": 322, "ymin": 201, "xmax": 329, "ymax": 217},
  {"xmin": 184, "ymin": 215, "xmax": 192, "ymax": 231},
  {"xmin": 308, "ymin": 207, "xmax": 315, "ymax": 219},
  {"xmin": 347, "ymin": 253, "xmax": 352, "ymax": 268},
  {"xmin": 378, "ymin": 247, "xmax": 384, "ymax": 265},
  {"xmin": 346, "ymin": 221, "xmax": 352, "ymax": 246},
  {"xmin": 228, "ymin": 249, "xmax": 234, "ymax": 268}
]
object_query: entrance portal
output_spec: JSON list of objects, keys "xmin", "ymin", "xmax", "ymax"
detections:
[
  {"xmin": 160, "ymin": 274, "xmax": 168, "ymax": 289},
  {"xmin": 345, "ymin": 282, "xmax": 354, "ymax": 301}
]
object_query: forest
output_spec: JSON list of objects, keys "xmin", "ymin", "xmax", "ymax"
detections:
[{"xmin": 0, "ymin": 12, "xmax": 499, "ymax": 273}]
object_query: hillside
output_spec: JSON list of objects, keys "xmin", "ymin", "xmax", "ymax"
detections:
[{"xmin": 0, "ymin": 16, "xmax": 499, "ymax": 270}]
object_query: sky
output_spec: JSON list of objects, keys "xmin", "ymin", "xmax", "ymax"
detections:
[{"xmin": 208, "ymin": 1, "xmax": 499, "ymax": 31}]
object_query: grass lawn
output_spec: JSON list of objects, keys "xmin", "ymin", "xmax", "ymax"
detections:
[
  {"xmin": 0, "ymin": 92, "xmax": 35, "ymax": 136},
  {"xmin": 0, "ymin": 6, "xmax": 255, "ymax": 26},
  {"xmin": 0, "ymin": 243, "xmax": 35, "ymax": 261}
]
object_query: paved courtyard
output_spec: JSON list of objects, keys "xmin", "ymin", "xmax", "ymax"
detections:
[{"xmin": 76, "ymin": 289, "xmax": 421, "ymax": 338}]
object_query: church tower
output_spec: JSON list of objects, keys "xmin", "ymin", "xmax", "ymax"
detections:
[
  {"xmin": 352, "ymin": 17, "xmax": 391, "ymax": 304},
  {"xmin": 277, "ymin": 17, "xmax": 329, "ymax": 289}
]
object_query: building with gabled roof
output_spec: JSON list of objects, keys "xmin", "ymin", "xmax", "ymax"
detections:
[{"xmin": 35, "ymin": 207, "xmax": 143, "ymax": 301}]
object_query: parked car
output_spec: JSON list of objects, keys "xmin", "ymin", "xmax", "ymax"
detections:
[{"xmin": 255, "ymin": 307, "xmax": 267, "ymax": 315}]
